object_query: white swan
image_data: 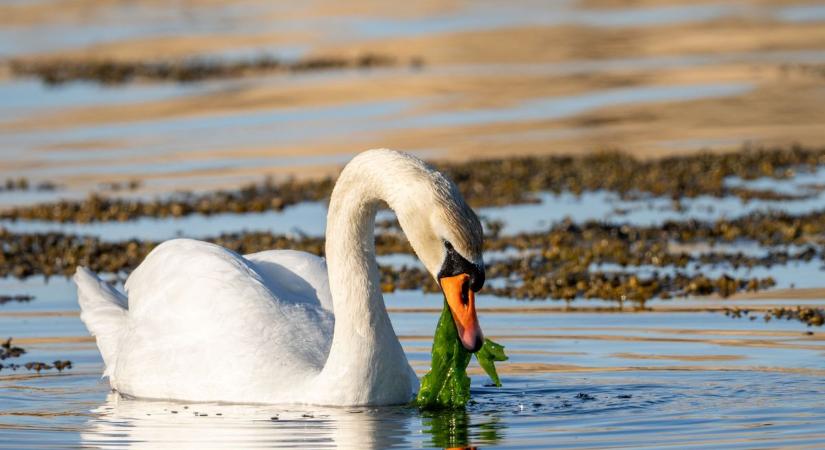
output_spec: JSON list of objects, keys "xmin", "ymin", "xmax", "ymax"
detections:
[{"xmin": 75, "ymin": 149, "xmax": 486, "ymax": 406}]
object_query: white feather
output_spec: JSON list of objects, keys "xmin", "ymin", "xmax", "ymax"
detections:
[
  {"xmin": 75, "ymin": 267, "xmax": 128, "ymax": 377},
  {"xmin": 75, "ymin": 149, "xmax": 483, "ymax": 406}
]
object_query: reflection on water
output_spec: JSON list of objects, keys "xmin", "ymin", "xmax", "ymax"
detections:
[
  {"xmin": 81, "ymin": 393, "xmax": 502, "ymax": 449},
  {"xmin": 83, "ymin": 394, "xmax": 412, "ymax": 449},
  {"xmin": 2, "ymin": 305, "xmax": 825, "ymax": 448},
  {"xmin": 421, "ymin": 409, "xmax": 503, "ymax": 449},
  {"xmin": 12, "ymin": 370, "xmax": 823, "ymax": 449}
]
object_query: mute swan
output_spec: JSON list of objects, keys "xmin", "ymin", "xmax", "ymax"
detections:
[{"xmin": 75, "ymin": 149, "xmax": 486, "ymax": 406}]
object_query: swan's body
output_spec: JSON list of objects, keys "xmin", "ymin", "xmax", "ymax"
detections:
[
  {"xmin": 76, "ymin": 245, "xmax": 367, "ymax": 404},
  {"xmin": 76, "ymin": 149, "xmax": 484, "ymax": 406}
]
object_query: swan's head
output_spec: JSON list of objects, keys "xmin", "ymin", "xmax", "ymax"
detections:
[
  {"xmin": 436, "ymin": 241, "xmax": 485, "ymax": 352},
  {"xmin": 388, "ymin": 153, "xmax": 485, "ymax": 352}
]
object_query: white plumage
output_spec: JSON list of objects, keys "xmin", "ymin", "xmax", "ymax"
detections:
[{"xmin": 75, "ymin": 149, "xmax": 483, "ymax": 406}]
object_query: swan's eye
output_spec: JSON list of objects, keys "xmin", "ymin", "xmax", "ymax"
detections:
[{"xmin": 439, "ymin": 240, "xmax": 484, "ymax": 292}]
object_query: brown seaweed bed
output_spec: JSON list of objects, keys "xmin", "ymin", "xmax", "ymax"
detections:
[
  {"xmin": 9, "ymin": 53, "xmax": 423, "ymax": 85},
  {"xmin": 1, "ymin": 145, "xmax": 824, "ymax": 324},
  {"xmin": 0, "ymin": 294, "xmax": 33, "ymax": 305},
  {"xmin": 724, "ymin": 306, "xmax": 825, "ymax": 327},
  {"xmin": 3, "ymin": 145, "xmax": 823, "ymax": 223},
  {"xmin": 0, "ymin": 178, "xmax": 58, "ymax": 193},
  {"xmin": 0, "ymin": 338, "xmax": 72, "ymax": 373},
  {"xmin": 3, "ymin": 205, "xmax": 824, "ymax": 309}
]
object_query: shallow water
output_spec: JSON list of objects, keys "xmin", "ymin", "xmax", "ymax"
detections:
[
  {"xmin": 3, "ymin": 0, "xmax": 825, "ymax": 448},
  {"xmin": 3, "ymin": 115, "xmax": 825, "ymax": 450},
  {"xmin": 2, "ymin": 198, "xmax": 824, "ymax": 449},
  {"xmin": 5, "ymin": 371, "xmax": 825, "ymax": 449},
  {"xmin": 2, "ymin": 290, "xmax": 824, "ymax": 449},
  {"xmin": 2, "ymin": 228, "xmax": 824, "ymax": 449}
]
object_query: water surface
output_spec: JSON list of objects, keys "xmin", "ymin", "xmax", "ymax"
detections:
[{"xmin": 2, "ymin": 0, "xmax": 825, "ymax": 448}]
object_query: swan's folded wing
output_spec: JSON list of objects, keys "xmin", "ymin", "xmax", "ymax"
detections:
[
  {"xmin": 117, "ymin": 239, "xmax": 334, "ymax": 399},
  {"xmin": 244, "ymin": 249, "xmax": 333, "ymax": 313}
]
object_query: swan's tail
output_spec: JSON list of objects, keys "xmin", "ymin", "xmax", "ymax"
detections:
[{"xmin": 74, "ymin": 266, "xmax": 128, "ymax": 377}]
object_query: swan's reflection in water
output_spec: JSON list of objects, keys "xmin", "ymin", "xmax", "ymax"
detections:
[
  {"xmin": 422, "ymin": 410, "xmax": 504, "ymax": 449},
  {"xmin": 81, "ymin": 393, "xmax": 503, "ymax": 449}
]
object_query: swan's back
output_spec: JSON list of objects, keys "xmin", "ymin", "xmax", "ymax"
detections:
[
  {"xmin": 80, "ymin": 239, "xmax": 334, "ymax": 404},
  {"xmin": 245, "ymin": 249, "xmax": 333, "ymax": 313}
]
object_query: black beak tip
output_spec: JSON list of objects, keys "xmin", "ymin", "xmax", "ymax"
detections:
[{"xmin": 468, "ymin": 335, "xmax": 484, "ymax": 353}]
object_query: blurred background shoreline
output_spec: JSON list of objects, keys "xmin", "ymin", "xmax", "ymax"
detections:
[{"xmin": 2, "ymin": 0, "xmax": 825, "ymax": 198}]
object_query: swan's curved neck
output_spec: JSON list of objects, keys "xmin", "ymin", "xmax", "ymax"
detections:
[
  {"xmin": 315, "ymin": 152, "xmax": 417, "ymax": 404},
  {"xmin": 325, "ymin": 181, "xmax": 387, "ymax": 346}
]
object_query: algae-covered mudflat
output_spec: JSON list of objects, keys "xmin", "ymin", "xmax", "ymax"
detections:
[{"xmin": 2, "ymin": 0, "xmax": 825, "ymax": 448}]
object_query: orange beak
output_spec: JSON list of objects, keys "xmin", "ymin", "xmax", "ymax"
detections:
[{"xmin": 440, "ymin": 273, "xmax": 484, "ymax": 352}]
